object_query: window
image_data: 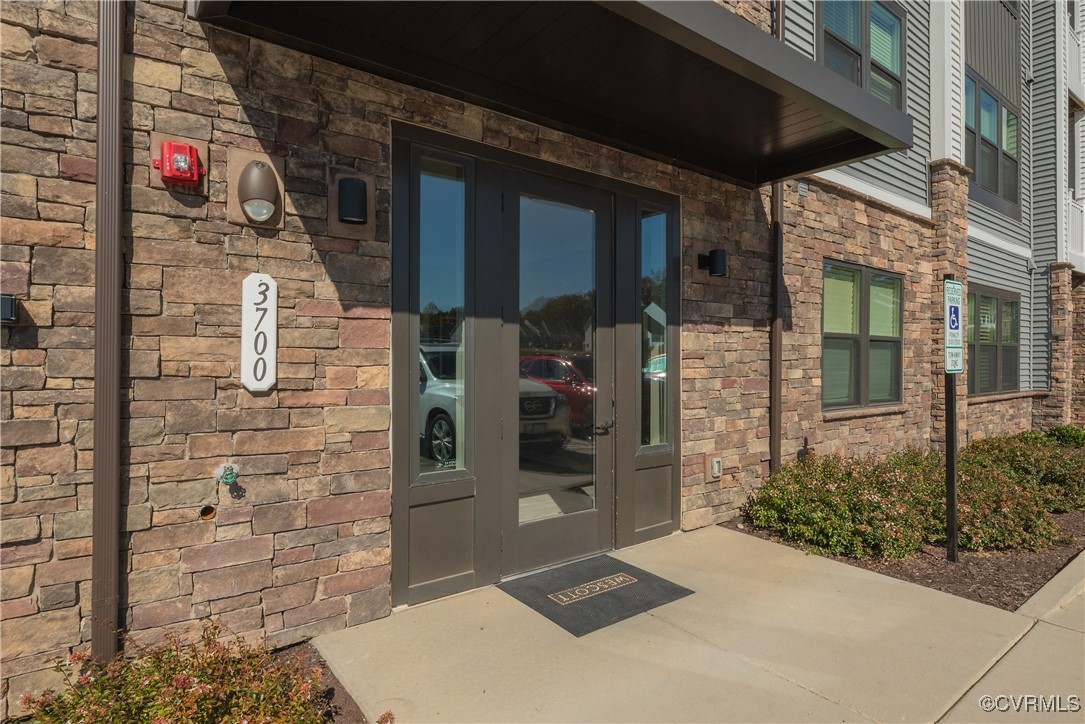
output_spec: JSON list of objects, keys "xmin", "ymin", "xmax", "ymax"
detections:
[
  {"xmin": 820, "ymin": 0, "xmax": 905, "ymax": 108},
  {"xmin": 640, "ymin": 204, "xmax": 670, "ymax": 446},
  {"xmin": 967, "ymin": 287, "xmax": 1020, "ymax": 395},
  {"xmin": 822, "ymin": 261, "xmax": 903, "ymax": 408},
  {"xmin": 965, "ymin": 72, "xmax": 1020, "ymax": 215}
]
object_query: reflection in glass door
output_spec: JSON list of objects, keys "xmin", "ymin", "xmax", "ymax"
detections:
[
  {"xmin": 502, "ymin": 172, "xmax": 614, "ymax": 576},
  {"xmin": 517, "ymin": 195, "xmax": 598, "ymax": 524}
]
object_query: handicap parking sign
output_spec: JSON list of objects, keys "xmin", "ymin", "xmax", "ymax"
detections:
[{"xmin": 948, "ymin": 304, "xmax": 960, "ymax": 331}]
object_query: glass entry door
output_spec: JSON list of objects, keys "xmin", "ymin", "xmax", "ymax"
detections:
[{"xmin": 500, "ymin": 172, "xmax": 614, "ymax": 575}]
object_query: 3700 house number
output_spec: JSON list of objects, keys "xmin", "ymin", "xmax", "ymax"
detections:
[{"xmin": 241, "ymin": 273, "xmax": 278, "ymax": 391}]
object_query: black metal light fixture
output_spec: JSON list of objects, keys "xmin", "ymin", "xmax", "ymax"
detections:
[
  {"xmin": 698, "ymin": 249, "xmax": 728, "ymax": 277},
  {"xmin": 237, "ymin": 160, "xmax": 278, "ymax": 223},
  {"xmin": 338, "ymin": 177, "xmax": 368, "ymax": 224},
  {"xmin": 1, "ymin": 294, "xmax": 18, "ymax": 324}
]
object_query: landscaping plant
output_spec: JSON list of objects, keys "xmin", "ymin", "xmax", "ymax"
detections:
[
  {"xmin": 962, "ymin": 432, "xmax": 1085, "ymax": 512},
  {"xmin": 747, "ymin": 433, "xmax": 1070, "ymax": 559},
  {"xmin": 20, "ymin": 622, "xmax": 328, "ymax": 723}
]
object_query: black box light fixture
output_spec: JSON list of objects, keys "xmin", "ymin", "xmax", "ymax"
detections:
[
  {"xmin": 338, "ymin": 177, "xmax": 368, "ymax": 225},
  {"xmin": 1, "ymin": 294, "xmax": 18, "ymax": 324},
  {"xmin": 698, "ymin": 249, "xmax": 728, "ymax": 277}
]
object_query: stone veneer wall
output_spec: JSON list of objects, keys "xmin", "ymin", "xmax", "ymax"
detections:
[
  {"xmin": 1035, "ymin": 262, "xmax": 1075, "ymax": 429},
  {"xmin": 0, "ymin": 0, "xmax": 777, "ymax": 711},
  {"xmin": 967, "ymin": 395, "xmax": 1038, "ymax": 441},
  {"xmin": 0, "ymin": 0, "xmax": 1038, "ymax": 715},
  {"xmin": 1073, "ymin": 274, "xmax": 1085, "ymax": 427}
]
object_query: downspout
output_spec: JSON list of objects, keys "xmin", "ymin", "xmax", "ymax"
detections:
[
  {"xmin": 91, "ymin": 0, "xmax": 124, "ymax": 662},
  {"xmin": 769, "ymin": 0, "xmax": 785, "ymax": 474}
]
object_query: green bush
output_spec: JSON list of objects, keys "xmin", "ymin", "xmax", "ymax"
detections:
[
  {"xmin": 962, "ymin": 434, "xmax": 1085, "ymax": 512},
  {"xmin": 746, "ymin": 452, "xmax": 932, "ymax": 558},
  {"xmin": 953, "ymin": 467, "xmax": 1061, "ymax": 550},
  {"xmin": 1047, "ymin": 424, "xmax": 1085, "ymax": 448},
  {"xmin": 20, "ymin": 623, "xmax": 328, "ymax": 723},
  {"xmin": 747, "ymin": 443, "xmax": 1064, "ymax": 559}
]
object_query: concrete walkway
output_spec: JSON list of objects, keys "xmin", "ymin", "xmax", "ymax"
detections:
[{"xmin": 314, "ymin": 527, "xmax": 1085, "ymax": 723}]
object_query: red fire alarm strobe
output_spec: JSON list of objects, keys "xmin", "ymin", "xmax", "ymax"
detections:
[{"xmin": 151, "ymin": 140, "xmax": 204, "ymax": 186}]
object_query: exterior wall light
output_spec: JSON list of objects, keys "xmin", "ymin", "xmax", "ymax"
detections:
[
  {"xmin": 698, "ymin": 249, "xmax": 728, "ymax": 277},
  {"xmin": 237, "ymin": 160, "xmax": 279, "ymax": 222},
  {"xmin": 338, "ymin": 177, "xmax": 368, "ymax": 224}
]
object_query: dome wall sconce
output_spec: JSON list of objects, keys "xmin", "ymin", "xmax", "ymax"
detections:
[
  {"xmin": 238, "ymin": 160, "xmax": 279, "ymax": 223},
  {"xmin": 698, "ymin": 249, "xmax": 728, "ymax": 277},
  {"xmin": 226, "ymin": 148, "xmax": 285, "ymax": 229}
]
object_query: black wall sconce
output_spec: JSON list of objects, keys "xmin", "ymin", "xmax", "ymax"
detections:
[
  {"xmin": 237, "ymin": 160, "xmax": 279, "ymax": 223},
  {"xmin": 1, "ymin": 294, "xmax": 17, "ymax": 324},
  {"xmin": 338, "ymin": 177, "xmax": 368, "ymax": 224},
  {"xmin": 698, "ymin": 249, "xmax": 728, "ymax": 277}
]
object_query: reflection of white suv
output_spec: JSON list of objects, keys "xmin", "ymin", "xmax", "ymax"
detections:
[{"xmin": 419, "ymin": 348, "xmax": 570, "ymax": 464}]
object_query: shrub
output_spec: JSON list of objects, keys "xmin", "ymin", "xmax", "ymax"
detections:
[
  {"xmin": 21, "ymin": 622, "xmax": 328, "ymax": 724},
  {"xmin": 747, "ymin": 443, "xmax": 1064, "ymax": 559},
  {"xmin": 747, "ymin": 453, "xmax": 930, "ymax": 559},
  {"xmin": 962, "ymin": 434, "xmax": 1085, "ymax": 512},
  {"xmin": 953, "ymin": 466, "xmax": 1061, "ymax": 550},
  {"xmin": 1047, "ymin": 424, "xmax": 1085, "ymax": 448}
]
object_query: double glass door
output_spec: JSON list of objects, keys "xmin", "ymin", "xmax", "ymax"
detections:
[{"xmin": 406, "ymin": 146, "xmax": 614, "ymax": 594}]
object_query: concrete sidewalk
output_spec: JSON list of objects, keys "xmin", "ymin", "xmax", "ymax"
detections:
[{"xmin": 314, "ymin": 527, "xmax": 1085, "ymax": 723}]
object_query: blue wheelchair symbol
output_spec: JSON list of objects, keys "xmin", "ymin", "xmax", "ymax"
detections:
[{"xmin": 948, "ymin": 305, "xmax": 960, "ymax": 331}]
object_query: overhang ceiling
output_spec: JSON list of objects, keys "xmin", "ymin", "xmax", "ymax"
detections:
[{"xmin": 188, "ymin": 0, "xmax": 913, "ymax": 188}]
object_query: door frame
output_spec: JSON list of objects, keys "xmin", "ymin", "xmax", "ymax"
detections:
[{"xmin": 391, "ymin": 124, "xmax": 682, "ymax": 606}]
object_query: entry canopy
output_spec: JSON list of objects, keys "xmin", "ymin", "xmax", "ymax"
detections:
[{"xmin": 189, "ymin": 0, "xmax": 913, "ymax": 187}]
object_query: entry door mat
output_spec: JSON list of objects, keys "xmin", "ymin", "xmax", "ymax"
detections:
[{"xmin": 497, "ymin": 555, "xmax": 693, "ymax": 637}]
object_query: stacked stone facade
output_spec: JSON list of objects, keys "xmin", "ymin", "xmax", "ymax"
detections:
[
  {"xmin": 0, "ymin": 0, "xmax": 1078, "ymax": 717},
  {"xmin": 1035, "ymin": 262, "xmax": 1076, "ymax": 429},
  {"xmin": 1074, "ymin": 274, "xmax": 1085, "ymax": 427}
]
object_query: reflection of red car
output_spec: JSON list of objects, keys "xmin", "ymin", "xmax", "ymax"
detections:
[{"xmin": 519, "ymin": 355, "xmax": 595, "ymax": 436}]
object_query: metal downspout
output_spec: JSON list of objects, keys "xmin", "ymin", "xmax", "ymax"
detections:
[
  {"xmin": 769, "ymin": 0, "xmax": 785, "ymax": 474},
  {"xmin": 91, "ymin": 0, "xmax": 124, "ymax": 662}
]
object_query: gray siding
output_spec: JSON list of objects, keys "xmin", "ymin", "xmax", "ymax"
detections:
[
  {"xmin": 784, "ymin": 0, "xmax": 816, "ymax": 59},
  {"xmin": 967, "ymin": 238, "xmax": 1036, "ymax": 390},
  {"xmin": 965, "ymin": 0, "xmax": 1023, "ymax": 106},
  {"xmin": 786, "ymin": 0, "xmax": 932, "ymax": 207},
  {"xmin": 1028, "ymin": 0, "xmax": 1060, "ymax": 387},
  {"xmin": 968, "ymin": 0, "xmax": 1033, "ymax": 251}
]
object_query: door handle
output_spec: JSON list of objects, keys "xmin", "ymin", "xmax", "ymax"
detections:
[{"xmin": 594, "ymin": 419, "xmax": 615, "ymax": 435}]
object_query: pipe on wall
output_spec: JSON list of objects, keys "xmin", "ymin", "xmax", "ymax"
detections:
[
  {"xmin": 91, "ymin": 0, "xmax": 125, "ymax": 662},
  {"xmin": 769, "ymin": 0, "xmax": 785, "ymax": 474}
]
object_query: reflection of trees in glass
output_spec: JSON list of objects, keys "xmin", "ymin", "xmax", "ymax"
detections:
[
  {"xmin": 641, "ymin": 269, "xmax": 667, "ymax": 310},
  {"xmin": 520, "ymin": 291, "xmax": 594, "ymax": 351},
  {"xmin": 421, "ymin": 302, "xmax": 464, "ymax": 343}
]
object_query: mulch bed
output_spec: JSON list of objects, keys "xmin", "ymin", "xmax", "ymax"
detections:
[
  {"xmin": 273, "ymin": 641, "xmax": 368, "ymax": 723},
  {"xmin": 721, "ymin": 509, "xmax": 1085, "ymax": 612}
]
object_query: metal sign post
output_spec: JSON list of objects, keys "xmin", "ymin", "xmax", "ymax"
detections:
[{"xmin": 943, "ymin": 275, "xmax": 964, "ymax": 563}]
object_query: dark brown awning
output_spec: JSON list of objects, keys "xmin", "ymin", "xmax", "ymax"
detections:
[{"xmin": 188, "ymin": 0, "xmax": 912, "ymax": 187}]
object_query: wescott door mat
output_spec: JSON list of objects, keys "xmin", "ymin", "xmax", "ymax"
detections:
[{"xmin": 497, "ymin": 555, "xmax": 693, "ymax": 636}]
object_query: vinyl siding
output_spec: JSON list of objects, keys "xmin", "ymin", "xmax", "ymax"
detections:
[
  {"xmin": 1027, "ymin": 0, "xmax": 1060, "ymax": 387},
  {"xmin": 966, "ymin": 238, "xmax": 1036, "ymax": 390},
  {"xmin": 787, "ymin": 0, "xmax": 932, "ymax": 207},
  {"xmin": 965, "ymin": 0, "xmax": 1023, "ymax": 107},
  {"xmin": 967, "ymin": 0, "xmax": 1034, "ymax": 251}
]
